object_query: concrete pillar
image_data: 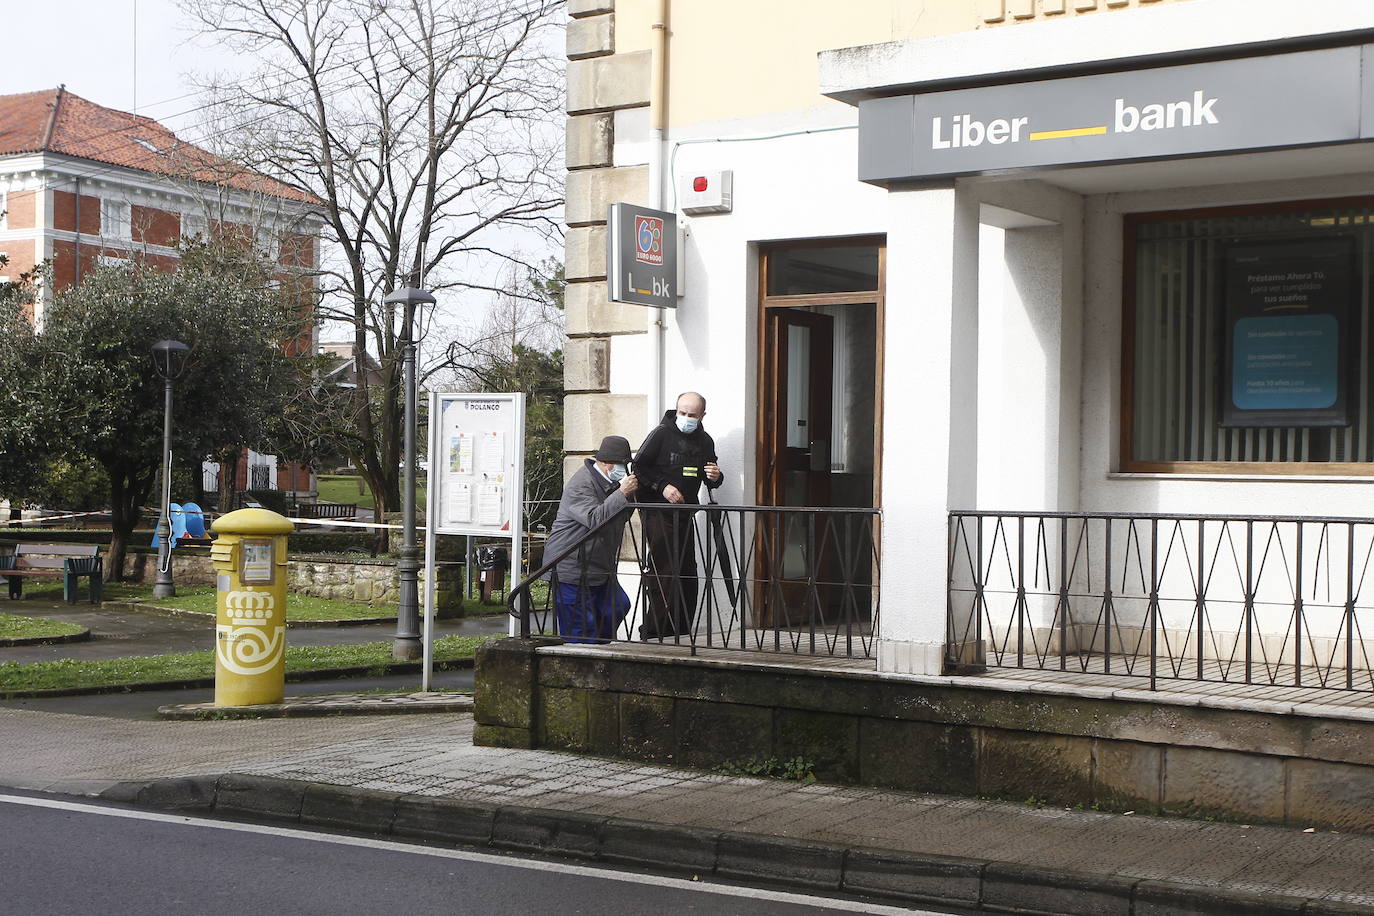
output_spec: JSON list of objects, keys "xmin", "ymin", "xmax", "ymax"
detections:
[
  {"xmin": 877, "ymin": 184, "xmax": 980, "ymax": 675},
  {"xmin": 978, "ymin": 223, "xmax": 1082, "ymax": 511}
]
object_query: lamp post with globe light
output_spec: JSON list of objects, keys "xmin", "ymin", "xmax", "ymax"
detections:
[{"xmin": 385, "ymin": 287, "xmax": 435, "ymax": 660}]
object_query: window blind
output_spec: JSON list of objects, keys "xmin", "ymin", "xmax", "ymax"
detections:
[{"xmin": 1131, "ymin": 205, "xmax": 1374, "ymax": 464}]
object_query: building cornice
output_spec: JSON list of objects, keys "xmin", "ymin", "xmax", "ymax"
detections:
[
  {"xmin": 820, "ymin": 0, "xmax": 1374, "ymax": 103},
  {"xmin": 0, "ymin": 153, "xmax": 326, "ymax": 232}
]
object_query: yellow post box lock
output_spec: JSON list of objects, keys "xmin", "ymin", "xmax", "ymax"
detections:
[{"xmin": 210, "ymin": 508, "xmax": 294, "ymax": 706}]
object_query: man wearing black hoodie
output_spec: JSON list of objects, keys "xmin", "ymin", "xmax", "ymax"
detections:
[{"xmin": 633, "ymin": 391, "xmax": 722, "ymax": 640}]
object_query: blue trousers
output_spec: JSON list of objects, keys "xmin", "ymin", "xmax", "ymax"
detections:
[{"xmin": 555, "ymin": 580, "xmax": 630, "ymax": 644}]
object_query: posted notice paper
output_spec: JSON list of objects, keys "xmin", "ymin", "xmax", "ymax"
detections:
[
  {"xmin": 480, "ymin": 431, "xmax": 506, "ymax": 476},
  {"xmin": 446, "ymin": 480, "xmax": 473, "ymax": 525},
  {"xmin": 448, "ymin": 433, "xmax": 474, "ymax": 476},
  {"xmin": 477, "ymin": 483, "xmax": 504, "ymax": 526}
]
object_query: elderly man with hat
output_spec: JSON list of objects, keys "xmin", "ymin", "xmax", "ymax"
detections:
[{"xmin": 543, "ymin": 435, "xmax": 639, "ymax": 643}]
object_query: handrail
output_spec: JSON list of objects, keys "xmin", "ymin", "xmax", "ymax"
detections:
[
  {"xmin": 507, "ymin": 501, "xmax": 883, "ymax": 650},
  {"xmin": 952, "ymin": 508, "xmax": 1374, "ymax": 525},
  {"xmin": 507, "ymin": 501, "xmax": 639, "ymax": 638}
]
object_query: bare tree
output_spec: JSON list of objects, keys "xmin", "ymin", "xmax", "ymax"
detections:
[
  {"xmin": 438, "ymin": 261, "xmax": 564, "ymax": 508},
  {"xmin": 180, "ymin": 0, "xmax": 565, "ymax": 520}
]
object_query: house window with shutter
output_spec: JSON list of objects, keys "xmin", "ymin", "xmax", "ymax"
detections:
[{"xmin": 102, "ymin": 198, "xmax": 132, "ymax": 240}]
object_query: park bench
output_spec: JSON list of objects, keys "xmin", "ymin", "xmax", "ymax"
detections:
[
  {"xmin": 298, "ymin": 502, "xmax": 358, "ymax": 520},
  {"xmin": 0, "ymin": 544, "xmax": 104, "ymax": 604}
]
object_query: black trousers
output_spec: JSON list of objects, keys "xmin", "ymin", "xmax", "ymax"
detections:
[{"xmin": 640, "ymin": 510, "xmax": 697, "ymax": 639}]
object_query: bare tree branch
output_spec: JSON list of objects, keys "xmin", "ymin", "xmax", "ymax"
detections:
[{"xmin": 179, "ymin": 0, "xmax": 565, "ymax": 518}]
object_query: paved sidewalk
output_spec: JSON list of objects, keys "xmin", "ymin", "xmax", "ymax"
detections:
[{"xmin": 0, "ymin": 703, "xmax": 1370, "ymax": 914}]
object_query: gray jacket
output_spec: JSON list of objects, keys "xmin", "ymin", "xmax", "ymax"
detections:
[{"xmin": 544, "ymin": 458, "xmax": 632, "ymax": 586}]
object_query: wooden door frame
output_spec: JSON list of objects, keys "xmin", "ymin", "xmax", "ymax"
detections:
[
  {"xmin": 767, "ymin": 308, "xmax": 836, "ymax": 508},
  {"xmin": 755, "ymin": 236, "xmax": 886, "ymax": 510}
]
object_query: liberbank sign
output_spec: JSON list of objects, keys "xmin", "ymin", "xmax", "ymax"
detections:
[{"xmin": 858, "ymin": 45, "xmax": 1374, "ymax": 183}]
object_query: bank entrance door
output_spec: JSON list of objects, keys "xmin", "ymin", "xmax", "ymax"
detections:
[{"xmin": 757, "ymin": 239, "xmax": 883, "ymax": 628}]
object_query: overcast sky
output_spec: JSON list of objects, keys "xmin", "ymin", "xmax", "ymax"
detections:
[
  {"xmin": 5, "ymin": 0, "xmax": 559, "ymax": 350},
  {"xmin": 6, "ymin": 0, "xmax": 240, "ymax": 137}
]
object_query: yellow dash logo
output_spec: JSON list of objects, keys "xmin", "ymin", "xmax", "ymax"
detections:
[{"xmin": 1029, "ymin": 125, "xmax": 1108, "ymax": 141}]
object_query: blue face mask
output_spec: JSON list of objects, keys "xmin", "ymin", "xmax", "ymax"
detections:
[
  {"xmin": 676, "ymin": 416, "xmax": 700, "ymax": 434},
  {"xmin": 607, "ymin": 464, "xmax": 628, "ymax": 482}
]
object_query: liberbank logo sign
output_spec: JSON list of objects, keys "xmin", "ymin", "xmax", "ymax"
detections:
[
  {"xmin": 858, "ymin": 45, "xmax": 1374, "ymax": 184},
  {"xmin": 931, "ymin": 89, "xmax": 1218, "ymax": 150}
]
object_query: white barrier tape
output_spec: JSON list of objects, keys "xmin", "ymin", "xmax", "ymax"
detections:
[
  {"xmin": 4, "ymin": 510, "xmax": 423, "ymax": 533},
  {"xmin": 284, "ymin": 516, "xmax": 408, "ymax": 531},
  {"xmin": 1, "ymin": 510, "xmax": 104, "ymax": 527}
]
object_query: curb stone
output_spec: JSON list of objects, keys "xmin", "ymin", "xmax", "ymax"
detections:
[
  {"xmin": 88, "ymin": 774, "xmax": 1374, "ymax": 915},
  {"xmin": 103, "ymin": 599, "xmax": 475, "ymax": 627},
  {"xmin": 156, "ymin": 692, "xmax": 474, "ymax": 720},
  {"xmin": 0, "ymin": 627, "xmax": 91, "ymax": 647},
  {"xmin": 101, "ymin": 599, "xmax": 397, "ymax": 628},
  {"xmin": 0, "ymin": 657, "xmax": 474, "ymax": 700},
  {"xmin": 1133, "ymin": 880, "xmax": 1306, "ymax": 915}
]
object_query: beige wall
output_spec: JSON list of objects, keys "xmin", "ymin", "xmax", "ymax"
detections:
[{"xmin": 614, "ymin": 0, "xmax": 1195, "ymax": 127}]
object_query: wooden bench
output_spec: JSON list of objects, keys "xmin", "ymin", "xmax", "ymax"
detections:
[{"xmin": 0, "ymin": 544, "xmax": 104, "ymax": 604}]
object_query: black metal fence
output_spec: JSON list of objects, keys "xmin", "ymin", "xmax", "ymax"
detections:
[
  {"xmin": 948, "ymin": 510, "xmax": 1374, "ymax": 691},
  {"xmin": 511, "ymin": 503, "xmax": 881, "ymax": 659},
  {"xmin": 249, "ymin": 464, "xmax": 272, "ymax": 491}
]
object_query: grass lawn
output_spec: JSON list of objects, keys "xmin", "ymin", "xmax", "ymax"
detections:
[
  {"xmin": 0, "ymin": 612, "xmax": 85, "ymax": 641},
  {"xmin": 316, "ymin": 474, "xmax": 427, "ymax": 512},
  {"xmin": 0, "ymin": 634, "xmax": 487, "ymax": 693}
]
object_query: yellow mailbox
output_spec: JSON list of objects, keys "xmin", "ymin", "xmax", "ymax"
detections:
[{"xmin": 209, "ymin": 508, "xmax": 294, "ymax": 706}]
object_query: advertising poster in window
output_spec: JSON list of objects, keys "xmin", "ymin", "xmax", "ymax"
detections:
[
  {"xmin": 1222, "ymin": 236, "xmax": 1356, "ymax": 428},
  {"xmin": 428, "ymin": 392, "xmax": 525, "ymax": 537}
]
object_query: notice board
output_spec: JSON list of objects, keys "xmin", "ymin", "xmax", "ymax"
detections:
[
  {"xmin": 1222, "ymin": 236, "xmax": 1357, "ymax": 428},
  {"xmin": 428, "ymin": 392, "xmax": 525, "ymax": 537}
]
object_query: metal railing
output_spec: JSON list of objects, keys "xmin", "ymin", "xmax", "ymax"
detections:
[
  {"xmin": 510, "ymin": 503, "xmax": 881, "ymax": 659},
  {"xmin": 948, "ymin": 510, "xmax": 1374, "ymax": 691}
]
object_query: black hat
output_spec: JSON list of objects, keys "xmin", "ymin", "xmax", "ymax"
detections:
[{"xmin": 594, "ymin": 435, "xmax": 632, "ymax": 464}]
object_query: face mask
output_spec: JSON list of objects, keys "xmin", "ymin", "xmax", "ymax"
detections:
[
  {"xmin": 608, "ymin": 464, "xmax": 628, "ymax": 482},
  {"xmin": 676, "ymin": 416, "xmax": 700, "ymax": 434}
]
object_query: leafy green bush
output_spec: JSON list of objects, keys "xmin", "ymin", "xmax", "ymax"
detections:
[
  {"xmin": 287, "ymin": 531, "xmax": 377, "ymax": 554},
  {"xmin": 0, "ymin": 530, "xmax": 153, "ymax": 547}
]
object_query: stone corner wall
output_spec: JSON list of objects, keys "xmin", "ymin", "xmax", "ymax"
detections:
[{"xmin": 564, "ymin": 0, "xmax": 649, "ymax": 465}]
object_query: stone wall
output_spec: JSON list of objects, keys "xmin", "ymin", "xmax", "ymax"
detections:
[
  {"xmin": 474, "ymin": 639, "xmax": 1374, "ymax": 833},
  {"xmin": 122, "ymin": 550, "xmax": 217, "ymax": 587},
  {"xmin": 121, "ymin": 550, "xmax": 465, "ymax": 614},
  {"xmin": 564, "ymin": 0, "xmax": 650, "ymax": 476}
]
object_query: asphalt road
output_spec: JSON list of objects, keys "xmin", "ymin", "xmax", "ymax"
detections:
[{"xmin": 0, "ymin": 790, "xmax": 968, "ymax": 916}]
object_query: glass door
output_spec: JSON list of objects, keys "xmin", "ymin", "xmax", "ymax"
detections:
[{"xmin": 756, "ymin": 239, "xmax": 883, "ymax": 629}]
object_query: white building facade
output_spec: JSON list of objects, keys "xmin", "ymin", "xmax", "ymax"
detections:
[{"xmin": 565, "ymin": 0, "xmax": 1374, "ymax": 684}]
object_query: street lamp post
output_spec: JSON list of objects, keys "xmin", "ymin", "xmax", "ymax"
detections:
[
  {"xmin": 151, "ymin": 339, "xmax": 190, "ymax": 600},
  {"xmin": 385, "ymin": 287, "xmax": 435, "ymax": 660}
]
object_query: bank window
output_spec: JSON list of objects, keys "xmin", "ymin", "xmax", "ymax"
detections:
[{"xmin": 1125, "ymin": 199, "xmax": 1374, "ymax": 472}]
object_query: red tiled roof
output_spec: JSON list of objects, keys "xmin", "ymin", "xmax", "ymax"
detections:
[{"xmin": 0, "ymin": 87, "xmax": 320, "ymax": 205}]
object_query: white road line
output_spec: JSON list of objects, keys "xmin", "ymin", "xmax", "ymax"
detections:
[{"xmin": 0, "ymin": 793, "xmax": 935, "ymax": 915}]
